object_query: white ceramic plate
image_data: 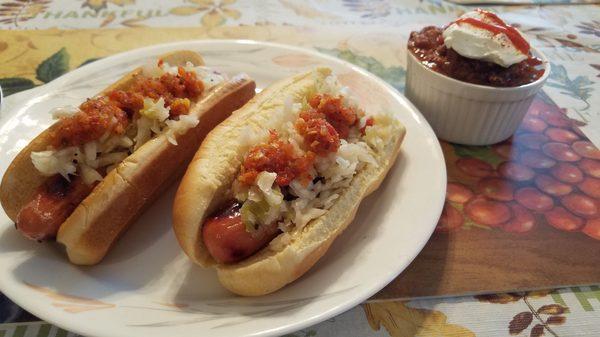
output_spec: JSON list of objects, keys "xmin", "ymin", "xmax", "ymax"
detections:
[{"xmin": 0, "ymin": 40, "xmax": 445, "ymax": 337}]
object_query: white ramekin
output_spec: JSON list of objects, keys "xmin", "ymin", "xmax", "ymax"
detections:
[{"xmin": 405, "ymin": 48, "xmax": 550, "ymax": 145}]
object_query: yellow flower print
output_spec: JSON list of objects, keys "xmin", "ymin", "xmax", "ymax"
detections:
[
  {"xmin": 0, "ymin": 0, "xmax": 50, "ymax": 27},
  {"xmin": 363, "ymin": 301, "xmax": 475, "ymax": 337},
  {"xmin": 170, "ymin": 0, "xmax": 241, "ymax": 28}
]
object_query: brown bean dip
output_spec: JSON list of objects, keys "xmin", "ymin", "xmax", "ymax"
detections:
[{"xmin": 408, "ymin": 26, "xmax": 544, "ymax": 87}]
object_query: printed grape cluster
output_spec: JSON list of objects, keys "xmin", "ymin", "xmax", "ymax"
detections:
[{"xmin": 439, "ymin": 102, "xmax": 600, "ymax": 241}]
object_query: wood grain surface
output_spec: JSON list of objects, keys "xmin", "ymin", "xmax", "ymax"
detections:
[{"xmin": 373, "ymin": 223, "xmax": 600, "ymax": 300}]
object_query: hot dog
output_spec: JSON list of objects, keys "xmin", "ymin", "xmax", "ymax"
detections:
[
  {"xmin": 202, "ymin": 201, "xmax": 280, "ymax": 264},
  {"xmin": 17, "ymin": 176, "xmax": 94, "ymax": 241},
  {"xmin": 173, "ymin": 68, "xmax": 405, "ymax": 295},
  {"xmin": 0, "ymin": 50, "xmax": 256, "ymax": 265}
]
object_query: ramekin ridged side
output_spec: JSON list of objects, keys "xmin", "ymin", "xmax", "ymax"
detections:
[{"xmin": 405, "ymin": 49, "xmax": 549, "ymax": 146}]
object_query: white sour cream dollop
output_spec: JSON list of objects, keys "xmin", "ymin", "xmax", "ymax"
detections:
[{"xmin": 443, "ymin": 10, "xmax": 529, "ymax": 68}]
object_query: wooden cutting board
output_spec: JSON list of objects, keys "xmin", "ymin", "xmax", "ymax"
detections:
[{"xmin": 373, "ymin": 95, "xmax": 600, "ymax": 300}]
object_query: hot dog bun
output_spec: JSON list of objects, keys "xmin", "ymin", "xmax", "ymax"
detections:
[
  {"xmin": 173, "ymin": 68, "xmax": 405, "ymax": 295},
  {"xmin": 0, "ymin": 50, "xmax": 256, "ymax": 265},
  {"xmin": 0, "ymin": 51, "xmax": 204, "ymax": 222}
]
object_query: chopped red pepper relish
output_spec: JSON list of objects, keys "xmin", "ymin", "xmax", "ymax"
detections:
[
  {"xmin": 238, "ymin": 131, "xmax": 316, "ymax": 187},
  {"xmin": 52, "ymin": 66, "xmax": 204, "ymax": 147}
]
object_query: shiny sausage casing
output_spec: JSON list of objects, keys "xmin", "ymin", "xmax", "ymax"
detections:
[
  {"xmin": 16, "ymin": 176, "xmax": 93, "ymax": 241},
  {"xmin": 202, "ymin": 202, "xmax": 280, "ymax": 264}
]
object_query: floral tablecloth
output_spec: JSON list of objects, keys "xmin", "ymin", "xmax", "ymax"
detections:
[{"xmin": 1, "ymin": 1, "xmax": 600, "ymax": 336}]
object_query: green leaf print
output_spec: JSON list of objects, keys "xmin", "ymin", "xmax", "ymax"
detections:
[
  {"xmin": 0, "ymin": 77, "xmax": 36, "ymax": 96},
  {"xmin": 316, "ymin": 47, "xmax": 406, "ymax": 92},
  {"xmin": 36, "ymin": 47, "xmax": 70, "ymax": 83},
  {"xmin": 454, "ymin": 144, "xmax": 505, "ymax": 167},
  {"xmin": 547, "ymin": 63, "xmax": 594, "ymax": 110}
]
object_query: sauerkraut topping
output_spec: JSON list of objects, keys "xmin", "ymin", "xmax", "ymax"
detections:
[
  {"xmin": 229, "ymin": 74, "xmax": 397, "ymax": 239},
  {"xmin": 32, "ymin": 58, "xmax": 226, "ymax": 185},
  {"xmin": 32, "ymin": 133, "xmax": 133, "ymax": 185}
]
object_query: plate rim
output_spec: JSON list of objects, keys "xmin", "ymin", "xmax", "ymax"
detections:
[{"xmin": 0, "ymin": 39, "xmax": 446, "ymax": 337}]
